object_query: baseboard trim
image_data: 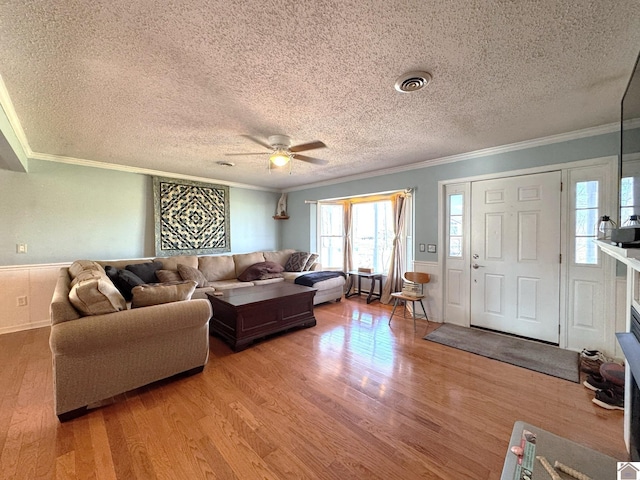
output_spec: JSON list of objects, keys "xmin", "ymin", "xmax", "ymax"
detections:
[{"xmin": 0, "ymin": 319, "xmax": 50, "ymax": 336}]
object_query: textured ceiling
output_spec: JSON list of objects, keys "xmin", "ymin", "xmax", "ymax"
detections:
[{"xmin": 1, "ymin": 0, "xmax": 640, "ymax": 190}]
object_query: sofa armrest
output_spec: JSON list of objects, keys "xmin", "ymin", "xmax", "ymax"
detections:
[{"xmin": 50, "ymin": 299, "xmax": 212, "ymax": 356}]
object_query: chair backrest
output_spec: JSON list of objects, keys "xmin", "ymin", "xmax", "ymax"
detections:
[{"xmin": 404, "ymin": 272, "xmax": 431, "ymax": 284}]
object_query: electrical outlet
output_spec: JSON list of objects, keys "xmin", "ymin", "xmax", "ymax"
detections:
[
  {"xmin": 16, "ymin": 243, "xmax": 27, "ymax": 254},
  {"xmin": 17, "ymin": 296, "xmax": 28, "ymax": 307}
]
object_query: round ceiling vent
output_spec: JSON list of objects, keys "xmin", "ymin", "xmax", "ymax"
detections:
[
  {"xmin": 216, "ymin": 160, "xmax": 235, "ymax": 167},
  {"xmin": 394, "ymin": 71, "xmax": 432, "ymax": 93}
]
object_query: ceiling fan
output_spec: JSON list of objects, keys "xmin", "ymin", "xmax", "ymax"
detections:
[{"xmin": 227, "ymin": 135, "xmax": 328, "ymax": 173}]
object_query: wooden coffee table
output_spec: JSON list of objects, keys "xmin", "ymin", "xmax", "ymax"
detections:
[{"xmin": 207, "ymin": 283, "xmax": 317, "ymax": 351}]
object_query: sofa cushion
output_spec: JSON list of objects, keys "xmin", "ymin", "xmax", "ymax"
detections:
[
  {"xmin": 126, "ymin": 261, "xmax": 163, "ymax": 284},
  {"xmin": 69, "ymin": 260, "xmax": 104, "ymax": 279},
  {"xmin": 233, "ymin": 252, "xmax": 266, "ymax": 277},
  {"xmin": 263, "ymin": 249, "xmax": 296, "ymax": 267},
  {"xmin": 104, "ymin": 266, "xmax": 145, "ymax": 301},
  {"xmin": 69, "ymin": 270, "xmax": 127, "ymax": 315},
  {"xmin": 303, "ymin": 253, "xmax": 319, "ymax": 271},
  {"xmin": 238, "ymin": 261, "xmax": 285, "ymax": 282},
  {"xmin": 156, "ymin": 269, "xmax": 183, "ymax": 283},
  {"xmin": 154, "ymin": 255, "xmax": 198, "ymax": 270},
  {"xmin": 252, "ymin": 277, "xmax": 286, "ymax": 286},
  {"xmin": 199, "ymin": 255, "xmax": 236, "ymax": 282},
  {"xmin": 131, "ymin": 280, "xmax": 197, "ymax": 308},
  {"xmin": 208, "ymin": 279, "xmax": 255, "ymax": 290},
  {"xmin": 285, "ymin": 252, "xmax": 312, "ymax": 272},
  {"xmin": 177, "ymin": 264, "xmax": 208, "ymax": 287}
]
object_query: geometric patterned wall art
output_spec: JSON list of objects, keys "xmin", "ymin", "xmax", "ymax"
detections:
[{"xmin": 153, "ymin": 176, "xmax": 230, "ymax": 256}]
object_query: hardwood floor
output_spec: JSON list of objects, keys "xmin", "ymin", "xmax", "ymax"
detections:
[{"xmin": 0, "ymin": 297, "xmax": 627, "ymax": 479}]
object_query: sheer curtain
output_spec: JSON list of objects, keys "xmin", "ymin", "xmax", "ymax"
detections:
[
  {"xmin": 343, "ymin": 201, "xmax": 353, "ymax": 273},
  {"xmin": 381, "ymin": 193, "xmax": 407, "ymax": 304}
]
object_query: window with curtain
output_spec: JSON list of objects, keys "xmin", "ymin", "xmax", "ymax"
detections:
[
  {"xmin": 318, "ymin": 198, "xmax": 395, "ymax": 273},
  {"xmin": 319, "ymin": 203, "xmax": 344, "ymax": 270},
  {"xmin": 351, "ymin": 201, "xmax": 393, "ymax": 272}
]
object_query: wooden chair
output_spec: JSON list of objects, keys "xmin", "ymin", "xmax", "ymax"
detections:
[{"xmin": 388, "ymin": 272, "xmax": 430, "ymax": 331}]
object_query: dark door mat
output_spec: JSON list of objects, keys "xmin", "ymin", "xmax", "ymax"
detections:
[{"xmin": 424, "ymin": 324, "xmax": 579, "ymax": 382}]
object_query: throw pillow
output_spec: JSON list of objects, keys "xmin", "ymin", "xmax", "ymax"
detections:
[
  {"xmin": 69, "ymin": 260, "xmax": 104, "ymax": 279},
  {"xmin": 156, "ymin": 269, "xmax": 183, "ymax": 283},
  {"xmin": 131, "ymin": 280, "xmax": 197, "ymax": 308},
  {"xmin": 105, "ymin": 266, "xmax": 145, "ymax": 301},
  {"xmin": 177, "ymin": 264, "xmax": 208, "ymax": 287},
  {"xmin": 69, "ymin": 270, "xmax": 127, "ymax": 315},
  {"xmin": 284, "ymin": 252, "xmax": 312, "ymax": 272},
  {"xmin": 125, "ymin": 261, "xmax": 163, "ymax": 284},
  {"xmin": 303, "ymin": 253, "xmax": 319, "ymax": 271},
  {"xmin": 238, "ymin": 261, "xmax": 285, "ymax": 282},
  {"xmin": 263, "ymin": 249, "xmax": 296, "ymax": 267}
]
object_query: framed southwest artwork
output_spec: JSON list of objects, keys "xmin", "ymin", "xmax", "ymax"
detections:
[{"xmin": 153, "ymin": 176, "xmax": 230, "ymax": 256}]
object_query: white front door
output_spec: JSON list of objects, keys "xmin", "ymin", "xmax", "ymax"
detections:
[{"xmin": 470, "ymin": 171, "xmax": 561, "ymax": 343}]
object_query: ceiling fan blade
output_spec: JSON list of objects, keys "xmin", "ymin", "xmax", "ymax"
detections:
[
  {"xmin": 294, "ymin": 154, "xmax": 329, "ymax": 165},
  {"xmin": 240, "ymin": 134, "xmax": 273, "ymax": 150},
  {"xmin": 290, "ymin": 140, "xmax": 326, "ymax": 153}
]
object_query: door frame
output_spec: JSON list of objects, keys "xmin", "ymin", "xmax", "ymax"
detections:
[{"xmin": 438, "ymin": 155, "xmax": 618, "ymax": 350}]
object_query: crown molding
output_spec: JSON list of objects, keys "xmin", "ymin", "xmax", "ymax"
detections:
[
  {"xmin": 284, "ymin": 122, "xmax": 628, "ymax": 192},
  {"xmin": 29, "ymin": 151, "xmax": 280, "ymax": 192},
  {"xmin": 0, "ymin": 74, "xmax": 33, "ymax": 157}
]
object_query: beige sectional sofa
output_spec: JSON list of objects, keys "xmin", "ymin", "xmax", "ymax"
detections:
[
  {"xmin": 50, "ymin": 262, "xmax": 212, "ymax": 421},
  {"xmin": 49, "ymin": 249, "xmax": 344, "ymax": 421},
  {"xmin": 99, "ymin": 249, "xmax": 344, "ymax": 304}
]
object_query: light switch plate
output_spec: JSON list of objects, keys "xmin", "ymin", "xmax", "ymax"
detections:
[
  {"xmin": 427, "ymin": 244, "xmax": 437, "ymax": 253},
  {"xmin": 419, "ymin": 243, "xmax": 425, "ymax": 252}
]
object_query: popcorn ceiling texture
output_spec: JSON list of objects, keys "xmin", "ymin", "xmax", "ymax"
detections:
[{"xmin": 1, "ymin": 0, "xmax": 639, "ymax": 189}]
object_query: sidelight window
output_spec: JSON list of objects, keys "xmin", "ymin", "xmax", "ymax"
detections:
[
  {"xmin": 448, "ymin": 193, "xmax": 464, "ymax": 258},
  {"xmin": 574, "ymin": 180, "xmax": 599, "ymax": 265}
]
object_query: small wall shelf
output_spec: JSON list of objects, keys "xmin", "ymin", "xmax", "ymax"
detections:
[{"xmin": 273, "ymin": 215, "xmax": 289, "ymax": 220}]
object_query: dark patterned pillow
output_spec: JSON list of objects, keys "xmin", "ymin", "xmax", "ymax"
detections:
[
  {"xmin": 104, "ymin": 265, "xmax": 145, "ymax": 301},
  {"xmin": 156, "ymin": 269, "xmax": 183, "ymax": 283},
  {"xmin": 284, "ymin": 252, "xmax": 312, "ymax": 272},
  {"xmin": 125, "ymin": 261, "xmax": 163, "ymax": 284},
  {"xmin": 303, "ymin": 253, "xmax": 319, "ymax": 271},
  {"xmin": 177, "ymin": 264, "xmax": 208, "ymax": 287},
  {"xmin": 238, "ymin": 261, "xmax": 285, "ymax": 282}
]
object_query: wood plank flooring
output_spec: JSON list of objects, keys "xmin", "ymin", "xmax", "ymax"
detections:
[{"xmin": 0, "ymin": 297, "xmax": 627, "ymax": 479}]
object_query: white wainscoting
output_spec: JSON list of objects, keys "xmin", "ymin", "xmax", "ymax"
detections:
[
  {"xmin": 0, "ymin": 263, "xmax": 67, "ymax": 335},
  {"xmin": 412, "ymin": 260, "xmax": 441, "ymax": 323}
]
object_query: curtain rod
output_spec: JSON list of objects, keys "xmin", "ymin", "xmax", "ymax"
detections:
[{"xmin": 307, "ymin": 188, "xmax": 414, "ymax": 204}]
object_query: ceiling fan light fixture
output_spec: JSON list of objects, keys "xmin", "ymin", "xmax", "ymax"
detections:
[{"xmin": 270, "ymin": 150, "xmax": 291, "ymax": 167}]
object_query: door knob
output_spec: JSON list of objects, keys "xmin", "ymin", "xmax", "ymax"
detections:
[{"xmin": 472, "ymin": 263, "xmax": 484, "ymax": 269}]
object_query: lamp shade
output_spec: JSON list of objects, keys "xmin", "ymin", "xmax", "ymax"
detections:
[{"xmin": 270, "ymin": 150, "xmax": 290, "ymax": 167}]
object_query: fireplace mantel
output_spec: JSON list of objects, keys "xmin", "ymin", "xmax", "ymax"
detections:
[{"xmin": 595, "ymin": 239, "xmax": 640, "ymax": 268}]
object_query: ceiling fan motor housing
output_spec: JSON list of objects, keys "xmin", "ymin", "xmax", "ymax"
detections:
[{"xmin": 268, "ymin": 135, "xmax": 292, "ymax": 150}]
